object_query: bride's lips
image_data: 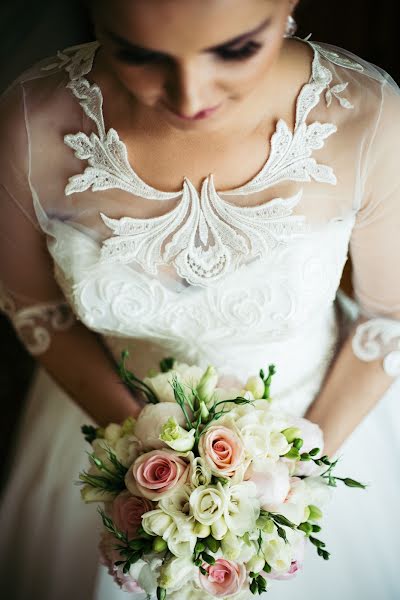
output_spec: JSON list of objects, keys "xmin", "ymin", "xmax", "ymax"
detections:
[{"xmin": 163, "ymin": 103, "xmax": 221, "ymax": 121}]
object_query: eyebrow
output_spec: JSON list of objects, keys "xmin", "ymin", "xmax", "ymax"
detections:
[{"xmin": 104, "ymin": 16, "xmax": 271, "ymax": 55}]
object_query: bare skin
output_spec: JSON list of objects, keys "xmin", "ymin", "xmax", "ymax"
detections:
[{"xmin": 89, "ymin": 0, "xmax": 308, "ymax": 192}]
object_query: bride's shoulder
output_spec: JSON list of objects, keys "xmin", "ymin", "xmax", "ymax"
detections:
[{"xmin": 0, "ymin": 41, "xmax": 96, "ymax": 133}]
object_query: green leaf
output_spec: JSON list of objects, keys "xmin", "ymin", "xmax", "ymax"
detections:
[
  {"xmin": 309, "ymin": 536, "xmax": 326, "ymax": 548},
  {"xmin": 202, "ymin": 553, "xmax": 216, "ymax": 565},
  {"xmin": 340, "ymin": 478, "xmax": 367, "ymax": 489},
  {"xmin": 270, "ymin": 514, "xmax": 296, "ymax": 529},
  {"xmin": 309, "ymin": 447, "xmax": 321, "ymax": 457}
]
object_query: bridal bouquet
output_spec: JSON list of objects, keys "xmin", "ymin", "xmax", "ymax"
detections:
[{"xmin": 78, "ymin": 353, "xmax": 365, "ymax": 600}]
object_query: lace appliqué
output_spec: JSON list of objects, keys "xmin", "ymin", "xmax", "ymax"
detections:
[
  {"xmin": 0, "ymin": 283, "xmax": 76, "ymax": 356},
  {"xmin": 60, "ymin": 41, "xmax": 352, "ymax": 285},
  {"xmin": 352, "ymin": 317, "xmax": 400, "ymax": 377}
]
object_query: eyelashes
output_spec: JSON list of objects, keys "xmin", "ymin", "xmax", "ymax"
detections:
[{"xmin": 116, "ymin": 40, "xmax": 263, "ymax": 66}]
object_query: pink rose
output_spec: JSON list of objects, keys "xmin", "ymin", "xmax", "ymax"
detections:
[
  {"xmin": 246, "ymin": 461, "xmax": 290, "ymax": 507},
  {"xmin": 99, "ymin": 532, "xmax": 144, "ymax": 593},
  {"xmin": 199, "ymin": 426, "xmax": 245, "ymax": 477},
  {"xmin": 200, "ymin": 559, "xmax": 246, "ymax": 597},
  {"xmin": 125, "ymin": 449, "xmax": 189, "ymax": 500},
  {"xmin": 111, "ymin": 491, "xmax": 153, "ymax": 540}
]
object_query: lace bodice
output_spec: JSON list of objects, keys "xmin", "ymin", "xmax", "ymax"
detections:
[{"xmin": 1, "ymin": 37, "xmax": 400, "ymax": 401}]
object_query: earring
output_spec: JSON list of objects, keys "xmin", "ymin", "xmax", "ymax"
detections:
[{"xmin": 284, "ymin": 15, "xmax": 297, "ymax": 38}]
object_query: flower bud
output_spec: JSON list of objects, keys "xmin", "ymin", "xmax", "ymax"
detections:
[
  {"xmin": 153, "ymin": 537, "xmax": 168, "ymax": 553},
  {"xmin": 205, "ymin": 536, "xmax": 220, "ymax": 553},
  {"xmin": 245, "ymin": 376, "xmax": 265, "ymax": 400},
  {"xmin": 104, "ymin": 423, "xmax": 122, "ymax": 443},
  {"xmin": 281, "ymin": 427, "xmax": 302, "ymax": 443},
  {"xmin": 211, "ymin": 518, "xmax": 228, "ymax": 540},
  {"xmin": 121, "ymin": 416, "xmax": 136, "ymax": 436},
  {"xmin": 194, "ymin": 522, "xmax": 211, "ymax": 538},
  {"xmin": 221, "ymin": 532, "xmax": 240, "ymax": 560},
  {"xmin": 200, "ymin": 401, "xmax": 210, "ymax": 422},
  {"xmin": 246, "ymin": 555, "xmax": 265, "ymax": 574},
  {"xmin": 308, "ymin": 505, "xmax": 323, "ymax": 521},
  {"xmin": 159, "ymin": 417, "xmax": 195, "ymax": 452},
  {"xmin": 197, "ymin": 366, "xmax": 219, "ymax": 406}
]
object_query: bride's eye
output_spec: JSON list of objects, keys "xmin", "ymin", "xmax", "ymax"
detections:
[{"xmin": 215, "ymin": 41, "xmax": 263, "ymax": 61}]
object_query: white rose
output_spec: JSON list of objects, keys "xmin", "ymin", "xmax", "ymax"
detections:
[
  {"xmin": 135, "ymin": 403, "xmax": 187, "ymax": 450},
  {"xmin": 224, "ymin": 482, "xmax": 260, "ymax": 537},
  {"xmin": 189, "ymin": 483, "xmax": 229, "ymax": 526}
]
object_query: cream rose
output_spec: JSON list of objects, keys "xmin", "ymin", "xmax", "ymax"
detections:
[{"xmin": 189, "ymin": 483, "xmax": 228, "ymax": 526}]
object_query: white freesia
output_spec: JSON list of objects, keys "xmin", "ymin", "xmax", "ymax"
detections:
[
  {"xmin": 141, "ymin": 509, "xmax": 175, "ymax": 539},
  {"xmin": 221, "ymin": 531, "xmax": 241, "ymax": 560},
  {"xmin": 189, "ymin": 483, "xmax": 229, "ymax": 526},
  {"xmin": 159, "ymin": 418, "xmax": 195, "ymax": 452},
  {"xmin": 166, "ymin": 521, "xmax": 197, "ymax": 558},
  {"xmin": 261, "ymin": 536, "xmax": 292, "ymax": 573},
  {"xmin": 224, "ymin": 482, "xmax": 260, "ymax": 537},
  {"xmin": 159, "ymin": 556, "xmax": 195, "ymax": 591},
  {"xmin": 159, "ymin": 485, "xmax": 192, "ymax": 517},
  {"xmin": 248, "ymin": 460, "xmax": 291, "ymax": 507},
  {"xmin": 245, "ymin": 375, "xmax": 265, "ymax": 399},
  {"xmin": 134, "ymin": 403, "xmax": 187, "ymax": 450},
  {"xmin": 189, "ymin": 457, "xmax": 212, "ymax": 489},
  {"xmin": 143, "ymin": 363, "xmax": 204, "ymax": 403},
  {"xmin": 129, "ymin": 557, "xmax": 163, "ymax": 596}
]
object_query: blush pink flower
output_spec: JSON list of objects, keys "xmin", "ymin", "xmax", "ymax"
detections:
[
  {"xmin": 111, "ymin": 491, "xmax": 153, "ymax": 540},
  {"xmin": 99, "ymin": 532, "xmax": 144, "ymax": 593},
  {"xmin": 199, "ymin": 426, "xmax": 245, "ymax": 477},
  {"xmin": 267, "ymin": 536, "xmax": 306, "ymax": 581},
  {"xmin": 199, "ymin": 559, "xmax": 246, "ymax": 597},
  {"xmin": 125, "ymin": 449, "xmax": 189, "ymax": 500}
]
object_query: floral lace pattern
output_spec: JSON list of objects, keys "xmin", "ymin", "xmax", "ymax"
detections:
[
  {"xmin": 352, "ymin": 318, "xmax": 400, "ymax": 377},
  {"xmin": 60, "ymin": 39, "xmax": 354, "ymax": 286},
  {"xmin": 0, "ymin": 282, "xmax": 76, "ymax": 355}
]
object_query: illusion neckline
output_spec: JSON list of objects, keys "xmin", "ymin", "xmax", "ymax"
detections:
[{"xmin": 62, "ymin": 36, "xmax": 333, "ymax": 199}]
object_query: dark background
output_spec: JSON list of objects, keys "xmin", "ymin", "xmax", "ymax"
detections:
[{"xmin": 0, "ymin": 0, "xmax": 398, "ymax": 486}]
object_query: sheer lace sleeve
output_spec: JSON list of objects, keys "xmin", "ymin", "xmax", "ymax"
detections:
[
  {"xmin": 350, "ymin": 74, "xmax": 400, "ymax": 377},
  {"xmin": 0, "ymin": 82, "xmax": 76, "ymax": 355}
]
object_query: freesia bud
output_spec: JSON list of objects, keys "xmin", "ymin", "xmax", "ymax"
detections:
[
  {"xmin": 211, "ymin": 518, "xmax": 228, "ymax": 540},
  {"xmin": 197, "ymin": 366, "xmax": 218, "ymax": 406},
  {"xmin": 308, "ymin": 505, "xmax": 323, "ymax": 521},
  {"xmin": 245, "ymin": 376, "xmax": 265, "ymax": 400},
  {"xmin": 194, "ymin": 522, "xmax": 211, "ymax": 538},
  {"xmin": 153, "ymin": 537, "xmax": 168, "ymax": 553},
  {"xmin": 281, "ymin": 427, "xmax": 302, "ymax": 443},
  {"xmin": 247, "ymin": 555, "xmax": 265, "ymax": 574}
]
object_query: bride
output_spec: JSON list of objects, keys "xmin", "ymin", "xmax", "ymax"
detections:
[{"xmin": 0, "ymin": 0, "xmax": 399, "ymax": 598}]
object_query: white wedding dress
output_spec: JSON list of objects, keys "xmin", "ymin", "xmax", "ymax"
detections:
[{"xmin": 0, "ymin": 37, "xmax": 400, "ymax": 600}]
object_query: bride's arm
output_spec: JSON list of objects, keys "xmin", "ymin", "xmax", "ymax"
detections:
[
  {"xmin": 304, "ymin": 317, "xmax": 396, "ymax": 456},
  {"xmin": 305, "ymin": 79, "xmax": 400, "ymax": 457},
  {"xmin": 0, "ymin": 83, "xmax": 141, "ymax": 426}
]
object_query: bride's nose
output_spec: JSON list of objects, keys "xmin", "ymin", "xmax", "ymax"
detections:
[{"xmin": 164, "ymin": 59, "xmax": 212, "ymax": 118}]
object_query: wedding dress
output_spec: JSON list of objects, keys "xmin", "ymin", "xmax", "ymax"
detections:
[{"xmin": 0, "ymin": 37, "xmax": 400, "ymax": 600}]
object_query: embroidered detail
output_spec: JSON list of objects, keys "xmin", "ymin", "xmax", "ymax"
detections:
[
  {"xmin": 308, "ymin": 43, "xmax": 365, "ymax": 74},
  {"xmin": 0, "ymin": 283, "xmax": 76, "ymax": 355},
  {"xmin": 352, "ymin": 317, "xmax": 400, "ymax": 377},
  {"xmin": 59, "ymin": 41, "xmax": 356, "ymax": 285},
  {"xmin": 100, "ymin": 180, "xmax": 309, "ymax": 286},
  {"xmin": 41, "ymin": 41, "xmax": 100, "ymax": 80},
  {"xmin": 325, "ymin": 83, "xmax": 353, "ymax": 109}
]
